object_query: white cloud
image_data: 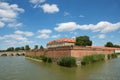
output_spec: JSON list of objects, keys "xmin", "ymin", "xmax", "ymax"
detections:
[
  {"xmin": 3, "ymin": 40, "xmax": 18, "ymax": 47},
  {"xmin": 37, "ymin": 29, "xmax": 52, "ymax": 39},
  {"xmin": 3, "ymin": 39, "xmax": 34, "ymax": 47},
  {"xmin": 0, "ymin": 2, "xmax": 24, "ymax": 19},
  {"xmin": 29, "ymin": 0, "xmax": 45, "ymax": 8},
  {"xmin": 0, "ymin": 2, "xmax": 24, "ymax": 28},
  {"xmin": 54, "ymin": 22, "xmax": 80, "ymax": 32},
  {"xmin": 18, "ymin": 40, "xmax": 34, "ymax": 44},
  {"xmin": 0, "ymin": 34, "xmax": 27, "ymax": 41},
  {"xmin": 15, "ymin": 30, "xmax": 34, "ymax": 36},
  {"xmin": 64, "ymin": 12, "xmax": 70, "ymax": 16},
  {"xmin": 0, "ymin": 18, "xmax": 15, "ymax": 22},
  {"xmin": 8, "ymin": 22, "xmax": 23, "ymax": 28},
  {"xmin": 41, "ymin": 4, "xmax": 59, "ymax": 13},
  {"xmin": 5, "ymin": 34, "xmax": 27, "ymax": 41},
  {"xmin": 79, "ymin": 21, "xmax": 120, "ymax": 33},
  {"xmin": 51, "ymin": 34, "xmax": 60, "ymax": 38},
  {"xmin": 0, "ymin": 21, "xmax": 5, "ymax": 27},
  {"xmin": 98, "ymin": 34, "xmax": 106, "ymax": 39},
  {"xmin": 0, "ymin": 36, "xmax": 4, "ymax": 40},
  {"xmin": 79, "ymin": 15, "xmax": 85, "ymax": 18},
  {"xmin": 55, "ymin": 21, "xmax": 120, "ymax": 33},
  {"xmin": 37, "ymin": 34, "xmax": 49, "ymax": 39},
  {"xmin": 70, "ymin": 31, "xmax": 78, "ymax": 35},
  {"xmin": 30, "ymin": 0, "xmax": 45, "ymax": 4},
  {"xmin": 38, "ymin": 29, "xmax": 52, "ymax": 34}
]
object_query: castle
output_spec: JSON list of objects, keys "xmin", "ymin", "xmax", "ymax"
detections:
[
  {"xmin": 47, "ymin": 38, "xmax": 75, "ymax": 48},
  {"xmin": 26, "ymin": 38, "xmax": 120, "ymax": 59}
]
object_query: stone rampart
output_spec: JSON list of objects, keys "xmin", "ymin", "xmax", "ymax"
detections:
[{"xmin": 26, "ymin": 46, "xmax": 116, "ymax": 59}]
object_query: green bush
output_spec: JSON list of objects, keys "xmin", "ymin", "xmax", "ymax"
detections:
[
  {"xmin": 111, "ymin": 53, "xmax": 117, "ymax": 58},
  {"xmin": 57, "ymin": 56, "xmax": 76, "ymax": 67},
  {"xmin": 116, "ymin": 53, "xmax": 120, "ymax": 55},
  {"xmin": 40, "ymin": 55, "xmax": 52, "ymax": 63},
  {"xmin": 107, "ymin": 54, "xmax": 111, "ymax": 59},
  {"xmin": 47, "ymin": 57, "xmax": 52, "ymax": 63},
  {"xmin": 40, "ymin": 55, "xmax": 48, "ymax": 62},
  {"xmin": 81, "ymin": 54, "xmax": 105, "ymax": 65},
  {"xmin": 107, "ymin": 53, "xmax": 117, "ymax": 59},
  {"xmin": 26, "ymin": 55, "xmax": 52, "ymax": 63}
]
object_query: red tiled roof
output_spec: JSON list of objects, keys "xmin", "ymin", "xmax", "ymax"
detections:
[
  {"xmin": 47, "ymin": 40, "xmax": 56, "ymax": 45},
  {"xmin": 47, "ymin": 38, "xmax": 76, "ymax": 45},
  {"xmin": 57, "ymin": 38, "xmax": 76, "ymax": 43}
]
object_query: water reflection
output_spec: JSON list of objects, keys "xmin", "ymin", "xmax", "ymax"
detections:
[{"xmin": 0, "ymin": 56, "xmax": 120, "ymax": 80}]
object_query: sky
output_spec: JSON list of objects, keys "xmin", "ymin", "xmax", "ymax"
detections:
[{"xmin": 0, "ymin": 0, "xmax": 120, "ymax": 49}]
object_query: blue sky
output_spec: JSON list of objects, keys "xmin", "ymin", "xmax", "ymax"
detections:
[{"xmin": 0, "ymin": 0, "xmax": 120, "ymax": 49}]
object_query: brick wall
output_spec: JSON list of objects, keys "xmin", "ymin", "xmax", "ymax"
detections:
[
  {"xmin": 26, "ymin": 46, "xmax": 115, "ymax": 59},
  {"xmin": 71, "ymin": 46, "xmax": 114, "ymax": 58},
  {"xmin": 26, "ymin": 50, "xmax": 44, "ymax": 56}
]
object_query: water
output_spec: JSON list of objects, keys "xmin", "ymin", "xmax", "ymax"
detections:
[{"xmin": 0, "ymin": 56, "xmax": 120, "ymax": 80}]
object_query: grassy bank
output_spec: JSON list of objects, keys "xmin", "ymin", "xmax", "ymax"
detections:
[
  {"xmin": 81, "ymin": 54, "xmax": 105, "ymax": 65},
  {"xmin": 26, "ymin": 55, "xmax": 77, "ymax": 67},
  {"xmin": 26, "ymin": 53, "xmax": 118, "ymax": 67},
  {"xmin": 26, "ymin": 55, "xmax": 52, "ymax": 63},
  {"xmin": 107, "ymin": 53, "xmax": 118, "ymax": 59},
  {"xmin": 57, "ymin": 56, "xmax": 77, "ymax": 67},
  {"xmin": 26, "ymin": 56, "xmax": 43, "ymax": 62}
]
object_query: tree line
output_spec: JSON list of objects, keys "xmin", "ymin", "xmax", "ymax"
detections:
[
  {"xmin": 75, "ymin": 36, "xmax": 120, "ymax": 48},
  {"xmin": 104, "ymin": 42, "xmax": 120, "ymax": 48},
  {"xmin": 4, "ymin": 45, "xmax": 44, "ymax": 51},
  {"xmin": 0, "ymin": 35, "xmax": 119, "ymax": 52}
]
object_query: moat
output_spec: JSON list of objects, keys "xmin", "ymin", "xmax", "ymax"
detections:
[{"xmin": 0, "ymin": 56, "xmax": 120, "ymax": 80}]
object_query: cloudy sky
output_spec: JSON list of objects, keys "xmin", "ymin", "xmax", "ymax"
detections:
[{"xmin": 0, "ymin": 0, "xmax": 120, "ymax": 49}]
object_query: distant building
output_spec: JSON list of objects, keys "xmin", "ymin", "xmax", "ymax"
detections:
[{"xmin": 47, "ymin": 38, "xmax": 76, "ymax": 48}]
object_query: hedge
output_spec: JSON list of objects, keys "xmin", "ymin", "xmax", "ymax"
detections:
[
  {"xmin": 81, "ymin": 54, "xmax": 105, "ymax": 65},
  {"xmin": 57, "ymin": 56, "xmax": 76, "ymax": 67}
]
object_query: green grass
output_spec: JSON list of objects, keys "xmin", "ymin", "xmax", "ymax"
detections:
[
  {"xmin": 26, "ymin": 55, "xmax": 52, "ymax": 63},
  {"xmin": 81, "ymin": 54, "xmax": 105, "ymax": 65},
  {"xmin": 57, "ymin": 56, "xmax": 76, "ymax": 67},
  {"xmin": 107, "ymin": 53, "xmax": 117, "ymax": 59}
]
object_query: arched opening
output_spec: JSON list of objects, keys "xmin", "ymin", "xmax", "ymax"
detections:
[
  {"xmin": 1, "ymin": 54, "xmax": 7, "ymax": 56},
  {"xmin": 21, "ymin": 53, "xmax": 25, "ymax": 56},
  {"xmin": 10, "ymin": 54, "xmax": 14, "ymax": 56},
  {"xmin": 16, "ymin": 53, "xmax": 20, "ymax": 56}
]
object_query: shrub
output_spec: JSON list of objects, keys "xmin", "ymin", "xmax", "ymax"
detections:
[
  {"xmin": 111, "ymin": 53, "xmax": 117, "ymax": 58},
  {"xmin": 81, "ymin": 54, "xmax": 105, "ymax": 65},
  {"xmin": 26, "ymin": 55, "xmax": 52, "ymax": 63},
  {"xmin": 57, "ymin": 56, "xmax": 76, "ymax": 67},
  {"xmin": 40, "ymin": 55, "xmax": 52, "ymax": 63},
  {"xmin": 107, "ymin": 53, "xmax": 117, "ymax": 59},
  {"xmin": 107, "ymin": 54, "xmax": 111, "ymax": 59},
  {"xmin": 40, "ymin": 55, "xmax": 48, "ymax": 62},
  {"xmin": 47, "ymin": 57, "xmax": 52, "ymax": 63},
  {"xmin": 116, "ymin": 53, "xmax": 120, "ymax": 55}
]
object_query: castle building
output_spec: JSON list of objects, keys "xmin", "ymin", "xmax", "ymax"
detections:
[{"xmin": 47, "ymin": 38, "xmax": 76, "ymax": 48}]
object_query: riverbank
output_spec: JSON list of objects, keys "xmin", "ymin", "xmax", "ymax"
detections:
[
  {"xmin": 26, "ymin": 54, "xmax": 111, "ymax": 67},
  {"xmin": 25, "ymin": 57, "xmax": 43, "ymax": 63},
  {"xmin": 118, "ymin": 55, "xmax": 120, "ymax": 58}
]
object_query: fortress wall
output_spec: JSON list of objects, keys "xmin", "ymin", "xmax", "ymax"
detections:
[{"xmin": 26, "ymin": 46, "xmax": 115, "ymax": 59}]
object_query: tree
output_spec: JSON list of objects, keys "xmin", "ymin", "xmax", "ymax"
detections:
[
  {"xmin": 75, "ymin": 36, "xmax": 92, "ymax": 46},
  {"xmin": 25, "ymin": 45, "xmax": 30, "ymax": 50},
  {"xmin": 114, "ymin": 44, "xmax": 120, "ymax": 48},
  {"xmin": 21, "ymin": 46, "xmax": 25, "ymax": 50},
  {"xmin": 6, "ymin": 47, "xmax": 14, "ymax": 51},
  {"xmin": 105, "ymin": 42, "xmax": 114, "ymax": 47},
  {"xmin": 40, "ymin": 45, "xmax": 44, "ymax": 50},
  {"xmin": 15, "ymin": 47, "xmax": 21, "ymax": 51},
  {"xmin": 34, "ymin": 45, "xmax": 38, "ymax": 50}
]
